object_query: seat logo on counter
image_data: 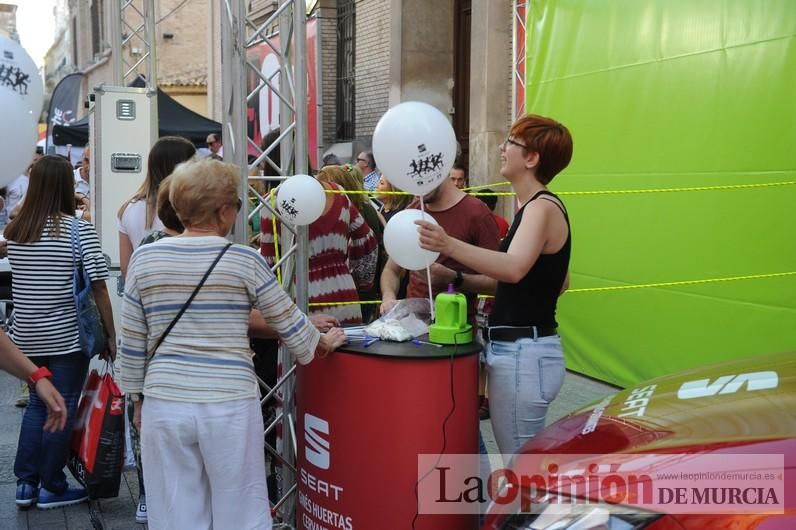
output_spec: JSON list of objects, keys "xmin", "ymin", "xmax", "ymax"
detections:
[{"xmin": 305, "ymin": 413, "xmax": 330, "ymax": 470}]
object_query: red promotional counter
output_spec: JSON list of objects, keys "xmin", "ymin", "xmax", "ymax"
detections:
[{"xmin": 296, "ymin": 337, "xmax": 481, "ymax": 530}]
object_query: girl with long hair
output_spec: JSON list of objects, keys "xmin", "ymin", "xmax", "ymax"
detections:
[
  {"xmin": 318, "ymin": 164, "xmax": 385, "ymax": 321},
  {"xmin": 117, "ymin": 136, "xmax": 196, "ymax": 278},
  {"xmin": 6, "ymin": 155, "xmax": 115, "ymax": 509},
  {"xmin": 259, "ymin": 166, "xmax": 378, "ymax": 325}
]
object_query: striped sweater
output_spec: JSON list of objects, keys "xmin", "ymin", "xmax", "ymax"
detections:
[
  {"xmin": 8, "ymin": 216, "xmax": 109, "ymax": 357},
  {"xmin": 120, "ymin": 236, "xmax": 319, "ymax": 403}
]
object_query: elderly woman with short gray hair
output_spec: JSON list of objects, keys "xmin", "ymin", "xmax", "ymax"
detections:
[{"xmin": 120, "ymin": 157, "xmax": 345, "ymax": 529}]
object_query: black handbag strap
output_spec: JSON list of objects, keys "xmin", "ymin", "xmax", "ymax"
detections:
[{"xmin": 148, "ymin": 243, "xmax": 232, "ymax": 358}]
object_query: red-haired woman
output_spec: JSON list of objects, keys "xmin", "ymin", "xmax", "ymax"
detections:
[{"xmin": 416, "ymin": 114, "xmax": 573, "ymax": 456}]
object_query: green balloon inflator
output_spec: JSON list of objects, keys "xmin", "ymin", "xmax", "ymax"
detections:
[{"xmin": 428, "ymin": 284, "xmax": 473, "ymax": 345}]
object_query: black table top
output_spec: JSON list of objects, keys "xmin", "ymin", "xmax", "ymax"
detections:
[{"xmin": 337, "ymin": 334, "xmax": 482, "ymax": 359}]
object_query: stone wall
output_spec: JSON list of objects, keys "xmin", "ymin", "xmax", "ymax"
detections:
[
  {"xmin": 353, "ymin": 0, "xmax": 392, "ymax": 145},
  {"xmin": 155, "ymin": 0, "xmax": 210, "ymax": 91},
  {"xmin": 318, "ymin": 0, "xmax": 337, "ymax": 148},
  {"xmin": 468, "ymin": 0, "xmax": 513, "ymax": 214}
]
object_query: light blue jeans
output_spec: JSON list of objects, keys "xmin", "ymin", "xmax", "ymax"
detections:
[{"xmin": 485, "ymin": 335, "xmax": 565, "ymax": 458}]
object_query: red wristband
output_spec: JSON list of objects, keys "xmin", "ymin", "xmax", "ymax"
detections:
[{"xmin": 27, "ymin": 366, "xmax": 52, "ymax": 386}]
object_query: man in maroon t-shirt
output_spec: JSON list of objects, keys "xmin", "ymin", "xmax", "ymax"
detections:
[{"xmin": 380, "ymin": 176, "xmax": 500, "ymax": 323}]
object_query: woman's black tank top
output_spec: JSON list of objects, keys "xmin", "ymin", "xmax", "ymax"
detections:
[{"xmin": 488, "ymin": 190, "xmax": 571, "ymax": 329}]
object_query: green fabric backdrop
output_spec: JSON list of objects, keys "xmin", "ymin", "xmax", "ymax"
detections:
[{"xmin": 525, "ymin": 0, "xmax": 796, "ymax": 387}]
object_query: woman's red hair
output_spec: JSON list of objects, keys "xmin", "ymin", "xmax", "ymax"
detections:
[{"xmin": 510, "ymin": 114, "xmax": 573, "ymax": 184}]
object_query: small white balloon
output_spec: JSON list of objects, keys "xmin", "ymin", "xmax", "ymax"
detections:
[
  {"xmin": 276, "ymin": 174, "xmax": 326, "ymax": 226},
  {"xmin": 372, "ymin": 101, "xmax": 457, "ymax": 196},
  {"xmin": 383, "ymin": 209, "xmax": 440, "ymax": 271}
]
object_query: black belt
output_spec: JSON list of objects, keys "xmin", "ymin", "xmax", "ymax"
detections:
[{"xmin": 483, "ymin": 326, "xmax": 558, "ymax": 342}]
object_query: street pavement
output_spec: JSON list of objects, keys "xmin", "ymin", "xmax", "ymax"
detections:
[
  {"xmin": 0, "ymin": 370, "xmax": 144, "ymax": 530},
  {"xmin": 1, "ymin": 368, "xmax": 617, "ymax": 529}
]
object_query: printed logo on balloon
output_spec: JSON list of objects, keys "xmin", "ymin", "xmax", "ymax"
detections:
[
  {"xmin": 406, "ymin": 143, "xmax": 446, "ymax": 190},
  {"xmin": 0, "ymin": 37, "xmax": 44, "ymax": 187}
]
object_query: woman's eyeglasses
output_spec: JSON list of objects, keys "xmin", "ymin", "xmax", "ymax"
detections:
[{"xmin": 501, "ymin": 137, "xmax": 527, "ymax": 150}]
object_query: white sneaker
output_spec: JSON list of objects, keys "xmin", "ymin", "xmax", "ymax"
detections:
[{"xmin": 135, "ymin": 494, "xmax": 147, "ymax": 524}]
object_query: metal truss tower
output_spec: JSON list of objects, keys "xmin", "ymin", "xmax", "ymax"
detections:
[
  {"xmin": 222, "ymin": 0, "xmax": 310, "ymax": 525},
  {"xmin": 110, "ymin": 0, "xmax": 158, "ymax": 90},
  {"xmin": 106, "ymin": 0, "xmax": 309, "ymax": 523},
  {"xmin": 512, "ymin": 0, "xmax": 528, "ymax": 120}
]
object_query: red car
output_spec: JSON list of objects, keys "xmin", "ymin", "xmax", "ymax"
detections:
[{"xmin": 482, "ymin": 351, "xmax": 796, "ymax": 530}]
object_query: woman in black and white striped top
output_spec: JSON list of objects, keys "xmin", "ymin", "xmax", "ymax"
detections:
[{"xmin": 6, "ymin": 155, "xmax": 116, "ymax": 508}]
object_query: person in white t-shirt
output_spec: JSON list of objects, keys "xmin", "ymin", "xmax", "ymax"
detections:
[
  {"xmin": 74, "ymin": 146, "xmax": 90, "ymax": 196},
  {"xmin": 7, "ymin": 149, "xmax": 43, "ymax": 217},
  {"xmin": 117, "ymin": 137, "xmax": 196, "ymax": 279}
]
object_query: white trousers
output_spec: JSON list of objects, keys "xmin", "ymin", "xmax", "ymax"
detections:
[{"xmin": 141, "ymin": 396, "xmax": 272, "ymax": 530}]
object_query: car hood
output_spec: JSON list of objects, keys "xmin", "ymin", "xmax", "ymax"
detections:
[{"xmin": 521, "ymin": 351, "xmax": 796, "ymax": 455}]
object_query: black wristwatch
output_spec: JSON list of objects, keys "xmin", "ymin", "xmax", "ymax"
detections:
[{"xmin": 452, "ymin": 270, "xmax": 464, "ymax": 288}]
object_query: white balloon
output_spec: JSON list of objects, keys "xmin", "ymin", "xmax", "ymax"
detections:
[
  {"xmin": 0, "ymin": 37, "xmax": 44, "ymax": 125},
  {"xmin": 372, "ymin": 101, "xmax": 457, "ymax": 196},
  {"xmin": 383, "ymin": 209, "xmax": 440, "ymax": 271},
  {"xmin": 0, "ymin": 89, "xmax": 37, "ymax": 186},
  {"xmin": 276, "ymin": 174, "xmax": 326, "ymax": 226}
]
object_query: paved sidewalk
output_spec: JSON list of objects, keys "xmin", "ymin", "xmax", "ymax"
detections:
[
  {"xmin": 1, "ymin": 368, "xmax": 617, "ymax": 529},
  {"xmin": 0, "ymin": 370, "xmax": 146, "ymax": 530}
]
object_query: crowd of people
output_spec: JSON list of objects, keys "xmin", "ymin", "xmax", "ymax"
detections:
[{"xmin": 2, "ymin": 113, "xmax": 573, "ymax": 529}]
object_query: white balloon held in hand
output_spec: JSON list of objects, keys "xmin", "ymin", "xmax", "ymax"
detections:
[
  {"xmin": 372, "ymin": 101, "xmax": 457, "ymax": 196},
  {"xmin": 383, "ymin": 209, "xmax": 440, "ymax": 271}
]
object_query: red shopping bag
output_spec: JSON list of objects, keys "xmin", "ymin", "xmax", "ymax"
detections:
[{"xmin": 68, "ymin": 367, "xmax": 125, "ymax": 499}]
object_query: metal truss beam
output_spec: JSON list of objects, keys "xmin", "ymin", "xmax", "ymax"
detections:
[
  {"xmin": 110, "ymin": 0, "xmax": 158, "ymax": 90},
  {"xmin": 221, "ymin": 0, "xmax": 309, "ymax": 526},
  {"xmin": 512, "ymin": 0, "xmax": 527, "ymax": 120}
]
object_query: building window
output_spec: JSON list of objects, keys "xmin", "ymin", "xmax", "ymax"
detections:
[
  {"xmin": 335, "ymin": 0, "xmax": 355, "ymax": 141},
  {"xmin": 91, "ymin": 0, "xmax": 103, "ymax": 58}
]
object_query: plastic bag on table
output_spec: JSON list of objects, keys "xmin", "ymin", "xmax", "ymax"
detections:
[{"xmin": 365, "ymin": 298, "xmax": 431, "ymax": 341}]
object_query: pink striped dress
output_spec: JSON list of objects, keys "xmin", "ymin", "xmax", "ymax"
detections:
[{"xmin": 260, "ymin": 183, "xmax": 378, "ymax": 324}]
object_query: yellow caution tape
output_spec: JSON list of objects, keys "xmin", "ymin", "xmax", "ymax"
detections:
[{"xmin": 476, "ymin": 271, "xmax": 796, "ymax": 298}]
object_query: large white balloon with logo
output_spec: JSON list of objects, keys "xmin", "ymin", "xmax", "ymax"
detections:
[
  {"xmin": 372, "ymin": 101, "xmax": 457, "ymax": 196},
  {"xmin": 276, "ymin": 174, "xmax": 326, "ymax": 226},
  {"xmin": 0, "ymin": 37, "xmax": 44, "ymax": 186},
  {"xmin": 383, "ymin": 209, "xmax": 440, "ymax": 271}
]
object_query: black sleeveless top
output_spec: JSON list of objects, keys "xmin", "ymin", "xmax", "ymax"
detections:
[{"xmin": 488, "ymin": 191, "xmax": 571, "ymax": 329}]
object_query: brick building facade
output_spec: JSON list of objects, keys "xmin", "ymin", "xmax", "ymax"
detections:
[
  {"xmin": 44, "ymin": 0, "xmax": 211, "ymax": 119},
  {"xmin": 233, "ymin": 0, "xmax": 514, "ymax": 197}
]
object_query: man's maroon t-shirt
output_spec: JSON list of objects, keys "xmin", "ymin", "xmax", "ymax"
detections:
[{"xmin": 406, "ymin": 195, "xmax": 500, "ymax": 320}]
